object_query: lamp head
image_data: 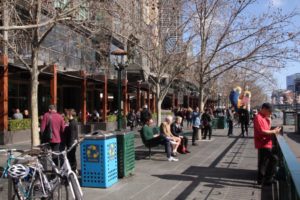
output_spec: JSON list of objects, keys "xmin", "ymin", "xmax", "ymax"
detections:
[{"xmin": 111, "ymin": 49, "xmax": 128, "ymax": 65}]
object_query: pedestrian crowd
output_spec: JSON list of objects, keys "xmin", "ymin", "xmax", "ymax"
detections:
[
  {"xmin": 34, "ymin": 101, "xmax": 281, "ymax": 187},
  {"xmin": 40, "ymin": 105, "xmax": 79, "ymax": 173}
]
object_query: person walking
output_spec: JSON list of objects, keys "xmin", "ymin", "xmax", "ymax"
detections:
[
  {"xmin": 202, "ymin": 109, "xmax": 213, "ymax": 140},
  {"xmin": 171, "ymin": 116, "xmax": 190, "ymax": 153},
  {"xmin": 141, "ymin": 105, "xmax": 152, "ymax": 125},
  {"xmin": 226, "ymin": 107, "xmax": 234, "ymax": 136},
  {"xmin": 186, "ymin": 107, "xmax": 193, "ymax": 128},
  {"xmin": 239, "ymin": 105, "xmax": 250, "ymax": 137},
  {"xmin": 127, "ymin": 109, "xmax": 136, "ymax": 130},
  {"xmin": 40, "ymin": 105, "xmax": 65, "ymax": 165},
  {"xmin": 63, "ymin": 109, "xmax": 78, "ymax": 172},
  {"xmin": 192, "ymin": 107, "xmax": 201, "ymax": 145},
  {"xmin": 254, "ymin": 103, "xmax": 281, "ymax": 185}
]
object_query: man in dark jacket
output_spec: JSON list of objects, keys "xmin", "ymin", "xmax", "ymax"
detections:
[
  {"xmin": 226, "ymin": 107, "xmax": 234, "ymax": 136},
  {"xmin": 127, "ymin": 109, "xmax": 136, "ymax": 130},
  {"xmin": 202, "ymin": 109, "xmax": 213, "ymax": 140},
  {"xmin": 171, "ymin": 116, "xmax": 190, "ymax": 153},
  {"xmin": 239, "ymin": 106, "xmax": 250, "ymax": 137},
  {"xmin": 140, "ymin": 105, "xmax": 152, "ymax": 125}
]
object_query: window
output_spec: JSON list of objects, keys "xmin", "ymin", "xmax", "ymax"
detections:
[{"xmin": 54, "ymin": 0, "xmax": 68, "ymax": 9}]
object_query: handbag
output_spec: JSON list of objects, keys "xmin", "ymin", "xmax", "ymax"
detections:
[{"xmin": 41, "ymin": 114, "xmax": 52, "ymax": 143}]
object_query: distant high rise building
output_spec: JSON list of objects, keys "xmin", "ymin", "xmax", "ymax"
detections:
[
  {"xmin": 159, "ymin": 0, "xmax": 183, "ymax": 54},
  {"xmin": 286, "ymin": 73, "xmax": 300, "ymax": 94}
]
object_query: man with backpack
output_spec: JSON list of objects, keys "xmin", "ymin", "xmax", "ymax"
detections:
[{"xmin": 40, "ymin": 105, "xmax": 65, "ymax": 164}]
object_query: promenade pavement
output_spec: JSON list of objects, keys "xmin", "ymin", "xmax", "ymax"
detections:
[{"xmin": 1, "ymin": 126, "xmax": 272, "ymax": 200}]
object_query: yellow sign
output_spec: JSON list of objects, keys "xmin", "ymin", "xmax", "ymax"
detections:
[{"xmin": 86, "ymin": 145, "xmax": 100, "ymax": 162}]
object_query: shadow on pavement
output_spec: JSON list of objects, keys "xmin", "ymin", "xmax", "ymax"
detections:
[
  {"xmin": 153, "ymin": 135, "xmax": 274, "ymax": 200},
  {"xmin": 285, "ymin": 132, "xmax": 300, "ymax": 145}
]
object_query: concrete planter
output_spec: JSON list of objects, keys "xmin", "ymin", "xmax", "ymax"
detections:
[{"xmin": 0, "ymin": 129, "xmax": 31, "ymax": 145}]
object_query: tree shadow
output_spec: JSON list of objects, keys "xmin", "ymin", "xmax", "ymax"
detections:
[{"xmin": 152, "ymin": 135, "xmax": 274, "ymax": 200}]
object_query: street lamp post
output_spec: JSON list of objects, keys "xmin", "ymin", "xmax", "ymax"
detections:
[
  {"xmin": 111, "ymin": 49, "xmax": 128, "ymax": 131},
  {"xmin": 217, "ymin": 93, "xmax": 222, "ymax": 109}
]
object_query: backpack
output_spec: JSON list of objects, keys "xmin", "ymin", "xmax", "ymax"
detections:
[{"xmin": 41, "ymin": 114, "xmax": 52, "ymax": 143}]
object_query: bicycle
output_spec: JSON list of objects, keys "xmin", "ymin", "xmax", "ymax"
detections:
[
  {"xmin": 8, "ymin": 150, "xmax": 68, "ymax": 200},
  {"xmin": 48, "ymin": 139, "xmax": 83, "ymax": 200},
  {"xmin": 0, "ymin": 149, "xmax": 26, "ymax": 198},
  {"xmin": 11, "ymin": 139, "xmax": 83, "ymax": 200}
]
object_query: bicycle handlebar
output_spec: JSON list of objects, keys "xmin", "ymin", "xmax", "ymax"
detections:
[
  {"xmin": 0, "ymin": 149, "xmax": 24, "ymax": 153},
  {"xmin": 50, "ymin": 138, "xmax": 84, "ymax": 156}
]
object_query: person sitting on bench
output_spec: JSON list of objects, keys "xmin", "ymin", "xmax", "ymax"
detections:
[
  {"xmin": 141, "ymin": 118, "xmax": 178, "ymax": 161},
  {"xmin": 171, "ymin": 116, "xmax": 190, "ymax": 154},
  {"xmin": 160, "ymin": 115, "xmax": 181, "ymax": 157}
]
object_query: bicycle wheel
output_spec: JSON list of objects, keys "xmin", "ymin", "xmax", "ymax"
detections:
[
  {"xmin": 69, "ymin": 173, "xmax": 83, "ymax": 200},
  {"xmin": 12, "ymin": 179, "xmax": 27, "ymax": 200},
  {"xmin": 28, "ymin": 177, "xmax": 45, "ymax": 200},
  {"xmin": 51, "ymin": 179, "xmax": 69, "ymax": 200}
]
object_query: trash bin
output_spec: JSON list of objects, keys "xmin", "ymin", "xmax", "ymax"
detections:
[
  {"xmin": 80, "ymin": 132, "xmax": 118, "ymax": 188},
  {"xmin": 217, "ymin": 116, "xmax": 227, "ymax": 129},
  {"xmin": 283, "ymin": 111, "xmax": 295, "ymax": 125},
  {"xmin": 211, "ymin": 118, "xmax": 218, "ymax": 129},
  {"xmin": 116, "ymin": 131, "xmax": 135, "ymax": 178}
]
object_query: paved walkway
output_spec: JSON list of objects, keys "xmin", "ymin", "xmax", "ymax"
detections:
[
  {"xmin": 1, "ymin": 127, "xmax": 272, "ymax": 200},
  {"xmin": 82, "ymin": 128, "xmax": 266, "ymax": 200}
]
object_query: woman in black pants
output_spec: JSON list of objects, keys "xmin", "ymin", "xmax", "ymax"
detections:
[
  {"xmin": 63, "ymin": 109, "xmax": 78, "ymax": 172},
  {"xmin": 202, "ymin": 109, "xmax": 213, "ymax": 140},
  {"xmin": 192, "ymin": 107, "xmax": 201, "ymax": 145}
]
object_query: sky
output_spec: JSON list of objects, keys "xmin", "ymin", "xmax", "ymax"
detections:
[{"xmin": 266, "ymin": 0, "xmax": 300, "ymax": 89}]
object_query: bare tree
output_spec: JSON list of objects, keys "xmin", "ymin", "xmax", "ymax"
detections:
[
  {"xmin": 0, "ymin": 0, "xmax": 91, "ymax": 146},
  {"xmin": 133, "ymin": 0, "xmax": 199, "ymax": 124},
  {"xmin": 186, "ymin": 0, "xmax": 300, "ymax": 111}
]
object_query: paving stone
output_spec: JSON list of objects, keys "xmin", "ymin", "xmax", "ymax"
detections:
[{"xmin": 0, "ymin": 127, "xmax": 273, "ymax": 200}]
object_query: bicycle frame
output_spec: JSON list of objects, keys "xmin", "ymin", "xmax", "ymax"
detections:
[
  {"xmin": 50, "ymin": 148, "xmax": 83, "ymax": 199},
  {"xmin": 0, "ymin": 150, "xmax": 16, "ymax": 178},
  {"xmin": 11, "ymin": 157, "xmax": 49, "ymax": 199}
]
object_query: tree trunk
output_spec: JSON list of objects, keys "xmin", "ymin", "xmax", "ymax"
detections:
[
  {"xmin": 31, "ymin": 49, "xmax": 40, "ymax": 146},
  {"xmin": 157, "ymin": 99, "xmax": 162, "ymax": 126},
  {"xmin": 199, "ymin": 87, "xmax": 204, "ymax": 112},
  {"xmin": 156, "ymin": 83, "xmax": 162, "ymax": 126}
]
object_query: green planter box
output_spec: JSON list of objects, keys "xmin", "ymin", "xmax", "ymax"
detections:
[
  {"xmin": 116, "ymin": 131, "xmax": 135, "ymax": 178},
  {"xmin": 217, "ymin": 116, "xmax": 227, "ymax": 129},
  {"xmin": 211, "ymin": 118, "xmax": 218, "ymax": 129}
]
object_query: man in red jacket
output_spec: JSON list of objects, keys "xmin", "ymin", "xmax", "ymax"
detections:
[
  {"xmin": 254, "ymin": 103, "xmax": 281, "ymax": 185},
  {"xmin": 41, "ymin": 105, "xmax": 65, "ymax": 164}
]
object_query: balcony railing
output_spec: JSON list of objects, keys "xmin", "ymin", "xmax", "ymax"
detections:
[{"xmin": 275, "ymin": 134, "xmax": 300, "ymax": 200}]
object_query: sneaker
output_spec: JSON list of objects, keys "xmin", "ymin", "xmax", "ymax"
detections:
[
  {"xmin": 185, "ymin": 150, "xmax": 191, "ymax": 153},
  {"xmin": 168, "ymin": 156, "xmax": 179, "ymax": 162}
]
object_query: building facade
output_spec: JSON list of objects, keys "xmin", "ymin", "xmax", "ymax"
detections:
[{"xmin": 287, "ymin": 73, "xmax": 300, "ymax": 94}]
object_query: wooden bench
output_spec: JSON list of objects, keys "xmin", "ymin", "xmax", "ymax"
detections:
[{"xmin": 139, "ymin": 127, "xmax": 193, "ymax": 159}]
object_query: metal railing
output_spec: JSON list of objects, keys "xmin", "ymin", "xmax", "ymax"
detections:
[
  {"xmin": 273, "ymin": 104, "xmax": 300, "ymax": 111},
  {"xmin": 275, "ymin": 134, "xmax": 300, "ymax": 200}
]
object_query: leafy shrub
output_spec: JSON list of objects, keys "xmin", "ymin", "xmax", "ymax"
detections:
[
  {"xmin": 107, "ymin": 115, "xmax": 117, "ymax": 122},
  {"xmin": 9, "ymin": 119, "xmax": 31, "ymax": 131},
  {"xmin": 152, "ymin": 113, "xmax": 157, "ymax": 119}
]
